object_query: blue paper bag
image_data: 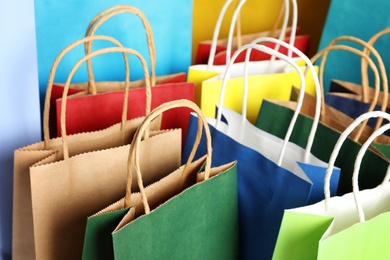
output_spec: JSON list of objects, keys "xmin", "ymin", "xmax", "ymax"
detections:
[
  {"xmin": 325, "ymin": 93, "xmax": 390, "ymax": 136},
  {"xmin": 182, "ymin": 112, "xmax": 340, "ymax": 260}
]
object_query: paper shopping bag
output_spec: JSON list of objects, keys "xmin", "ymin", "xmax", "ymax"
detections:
[
  {"xmin": 192, "ymin": 0, "xmax": 331, "ymax": 64},
  {"xmin": 194, "ymin": 0, "xmax": 312, "ymax": 65},
  {"xmin": 213, "ymin": 38, "xmax": 342, "ymax": 204},
  {"xmin": 315, "ymin": 35, "xmax": 389, "ymax": 135},
  {"xmin": 328, "ymin": 30, "xmax": 390, "ymax": 109},
  {"xmin": 49, "ymin": 6, "xmax": 194, "ymax": 139},
  {"xmin": 13, "ymin": 115, "xmax": 164, "ymax": 259},
  {"xmin": 197, "ymin": 0, "xmax": 311, "ymax": 65},
  {"xmin": 294, "ymin": 42, "xmax": 390, "ymax": 143},
  {"xmin": 256, "ymin": 98, "xmax": 389, "ymax": 196},
  {"xmin": 83, "ymin": 100, "xmax": 238, "ymax": 260},
  {"xmin": 291, "ymin": 89, "xmax": 390, "ymax": 148},
  {"xmin": 213, "ymin": 105, "xmax": 340, "ymax": 205},
  {"xmin": 199, "ymin": 41, "xmax": 316, "ymax": 125},
  {"xmin": 287, "ymin": 42, "xmax": 390, "ymax": 146},
  {"xmin": 327, "ymin": 27, "xmax": 390, "ymax": 103},
  {"xmin": 193, "ymin": 0, "xmax": 283, "ymax": 64},
  {"xmin": 273, "ymin": 111, "xmax": 390, "ymax": 259},
  {"xmin": 184, "ymin": 111, "xmax": 338, "ymax": 260},
  {"xmin": 12, "ymin": 47, "xmax": 182, "ymax": 260},
  {"xmin": 318, "ymin": 0, "xmax": 390, "ymax": 92},
  {"xmin": 213, "ymin": 34, "xmax": 311, "ymax": 65},
  {"xmin": 187, "ymin": 1, "xmax": 311, "ymax": 111},
  {"xmin": 28, "ymin": 128, "xmax": 181, "ymax": 260},
  {"xmin": 34, "ymin": 1, "xmax": 192, "ymax": 111},
  {"xmin": 50, "ymin": 42, "xmax": 186, "ymax": 138},
  {"xmin": 329, "ymin": 80, "xmax": 390, "ymax": 108},
  {"xmin": 184, "ymin": 40, "xmax": 340, "ymax": 259}
]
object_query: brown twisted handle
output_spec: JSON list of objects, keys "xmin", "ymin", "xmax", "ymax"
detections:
[
  {"xmin": 85, "ymin": 5, "xmax": 156, "ymax": 93},
  {"xmin": 43, "ymin": 35, "xmax": 129, "ymax": 149},
  {"xmin": 125, "ymin": 99, "xmax": 212, "ymax": 214},
  {"xmin": 361, "ymin": 27, "xmax": 390, "ymax": 105},
  {"xmin": 311, "ymin": 45, "xmax": 380, "ymax": 142},
  {"xmin": 324, "ymin": 35, "xmax": 388, "ymax": 136},
  {"xmin": 60, "ymin": 47, "xmax": 151, "ymax": 160}
]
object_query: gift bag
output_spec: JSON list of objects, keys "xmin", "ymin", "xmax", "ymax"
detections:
[
  {"xmin": 83, "ymin": 100, "xmax": 238, "ymax": 260},
  {"xmin": 290, "ymin": 88, "xmax": 390, "ymax": 149},
  {"xmin": 295, "ymin": 42, "xmax": 390, "ymax": 146},
  {"xmin": 273, "ymin": 111, "xmax": 390, "ymax": 259},
  {"xmin": 184, "ymin": 109, "xmax": 337, "ymax": 260},
  {"xmin": 187, "ymin": 0, "xmax": 315, "ymax": 113},
  {"xmin": 198, "ymin": 55, "xmax": 316, "ymax": 123},
  {"xmin": 318, "ymin": 0, "xmax": 390, "ymax": 92},
  {"xmin": 34, "ymin": 0, "xmax": 192, "ymax": 111},
  {"xmin": 317, "ymin": 35, "xmax": 388, "ymax": 133},
  {"xmin": 255, "ymin": 41, "xmax": 390, "ymax": 195},
  {"xmin": 47, "ymin": 35, "xmax": 124, "ymax": 138},
  {"xmin": 194, "ymin": 0, "xmax": 283, "ymax": 64},
  {"xmin": 214, "ymin": 38, "xmax": 341, "ymax": 203},
  {"xmin": 255, "ymin": 66, "xmax": 390, "ymax": 197},
  {"xmin": 183, "ymin": 40, "xmax": 340, "ymax": 260},
  {"xmin": 287, "ymin": 42, "xmax": 387, "ymax": 145},
  {"xmin": 196, "ymin": 0, "xmax": 310, "ymax": 65},
  {"xmin": 211, "ymin": 0, "xmax": 311, "ymax": 65},
  {"xmin": 326, "ymin": 28, "xmax": 390, "ymax": 101},
  {"xmin": 49, "ymin": 6, "xmax": 194, "ymax": 139},
  {"xmin": 12, "ymin": 47, "xmax": 182, "ymax": 260}
]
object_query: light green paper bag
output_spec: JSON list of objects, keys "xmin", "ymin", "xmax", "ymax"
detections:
[
  {"xmin": 274, "ymin": 188, "xmax": 390, "ymax": 260},
  {"xmin": 273, "ymin": 112, "xmax": 390, "ymax": 260}
]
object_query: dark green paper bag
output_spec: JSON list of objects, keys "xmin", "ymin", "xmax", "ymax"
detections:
[
  {"xmin": 112, "ymin": 161, "xmax": 237, "ymax": 259},
  {"xmin": 83, "ymin": 207, "xmax": 129, "ymax": 259},
  {"xmin": 83, "ymin": 100, "xmax": 238, "ymax": 259},
  {"xmin": 256, "ymin": 99, "xmax": 389, "ymax": 195}
]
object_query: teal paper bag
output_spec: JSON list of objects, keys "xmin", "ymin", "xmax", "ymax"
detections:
[
  {"xmin": 34, "ymin": 0, "xmax": 192, "ymax": 109},
  {"xmin": 318, "ymin": 0, "xmax": 390, "ymax": 92}
]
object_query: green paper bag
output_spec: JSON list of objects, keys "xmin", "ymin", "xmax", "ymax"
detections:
[
  {"xmin": 256, "ymin": 99, "xmax": 389, "ymax": 195},
  {"xmin": 83, "ymin": 207, "xmax": 130, "ymax": 259},
  {"xmin": 83, "ymin": 99, "xmax": 238, "ymax": 259},
  {"xmin": 274, "ymin": 203, "xmax": 390, "ymax": 260},
  {"xmin": 112, "ymin": 162, "xmax": 238, "ymax": 260},
  {"xmin": 273, "ymin": 116, "xmax": 390, "ymax": 259},
  {"xmin": 288, "ymin": 86, "xmax": 390, "ymax": 166}
]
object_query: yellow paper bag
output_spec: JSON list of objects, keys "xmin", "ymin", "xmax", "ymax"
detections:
[{"xmin": 201, "ymin": 63, "xmax": 316, "ymax": 123}]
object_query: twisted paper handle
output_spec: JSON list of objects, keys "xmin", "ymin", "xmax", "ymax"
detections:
[
  {"xmin": 324, "ymin": 111, "xmax": 390, "ymax": 211},
  {"xmin": 124, "ymin": 100, "xmax": 212, "ymax": 214},
  {"xmin": 60, "ymin": 47, "xmax": 151, "ymax": 160},
  {"xmin": 43, "ymin": 35, "xmax": 128, "ymax": 149},
  {"xmin": 85, "ymin": 5, "xmax": 156, "ymax": 92},
  {"xmin": 311, "ymin": 45, "xmax": 380, "ymax": 142}
]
